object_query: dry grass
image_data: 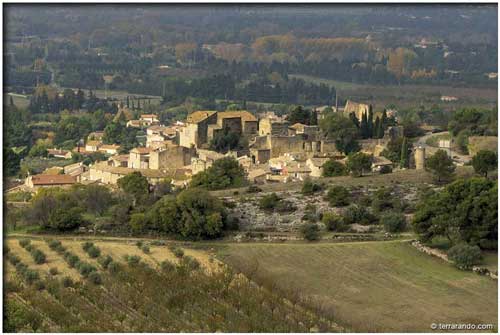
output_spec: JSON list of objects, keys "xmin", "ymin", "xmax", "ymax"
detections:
[{"xmin": 218, "ymin": 240, "xmax": 498, "ymax": 332}]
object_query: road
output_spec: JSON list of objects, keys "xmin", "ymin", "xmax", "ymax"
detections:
[{"xmin": 415, "ymin": 131, "xmax": 471, "ymax": 165}]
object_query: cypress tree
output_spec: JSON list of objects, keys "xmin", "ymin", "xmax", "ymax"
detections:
[
  {"xmin": 126, "ymin": 96, "xmax": 130, "ymax": 108},
  {"xmin": 374, "ymin": 116, "xmax": 381, "ymax": 139},
  {"xmin": 360, "ymin": 112, "xmax": 368, "ymax": 139},
  {"xmin": 367, "ymin": 108, "xmax": 374, "ymax": 138},
  {"xmin": 400, "ymin": 137, "xmax": 409, "ymax": 168}
]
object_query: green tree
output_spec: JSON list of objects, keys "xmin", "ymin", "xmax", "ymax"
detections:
[
  {"xmin": 399, "ymin": 137, "xmax": 409, "ymax": 168},
  {"xmin": 299, "ymin": 223, "xmax": 321, "ymax": 241},
  {"xmin": 322, "ymin": 159, "xmax": 347, "ymax": 177},
  {"xmin": 288, "ymin": 105, "xmax": 313, "ymax": 125},
  {"xmin": 190, "ymin": 157, "xmax": 246, "ymax": 190},
  {"xmin": 412, "ymin": 178, "xmax": 497, "ymax": 248},
  {"xmin": 47, "ymin": 207, "xmax": 85, "ymax": 231},
  {"xmin": 301, "ymin": 178, "xmax": 322, "ymax": 195},
  {"xmin": 322, "ymin": 212, "xmax": 347, "ymax": 232},
  {"xmin": 175, "ymin": 188, "xmax": 226, "ymax": 240},
  {"xmin": 380, "ymin": 212, "xmax": 407, "ymax": 233},
  {"xmin": 326, "ymin": 186, "xmax": 350, "ymax": 207},
  {"xmin": 346, "ymin": 152, "xmax": 372, "ymax": 177},
  {"xmin": 426, "ymin": 149, "xmax": 455, "ymax": 183},
  {"xmin": 209, "ymin": 128, "xmax": 247, "ymax": 153},
  {"xmin": 319, "ymin": 113, "xmax": 360, "ymax": 154},
  {"xmin": 472, "ymin": 150, "xmax": 497, "ymax": 177},
  {"xmin": 117, "ymin": 172, "xmax": 149, "ymax": 201},
  {"xmin": 447, "ymin": 243, "xmax": 482, "ymax": 270}
]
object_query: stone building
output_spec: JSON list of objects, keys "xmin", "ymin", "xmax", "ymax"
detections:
[
  {"xmin": 259, "ymin": 117, "xmax": 290, "ymax": 136},
  {"xmin": 344, "ymin": 100, "xmax": 371, "ymax": 121},
  {"xmin": 207, "ymin": 111, "xmax": 258, "ymax": 141},
  {"xmin": 179, "ymin": 111, "xmax": 217, "ymax": 148},
  {"xmin": 25, "ymin": 174, "xmax": 76, "ymax": 191}
]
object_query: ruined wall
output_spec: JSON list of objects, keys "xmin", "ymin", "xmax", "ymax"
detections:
[{"xmin": 149, "ymin": 146, "xmax": 192, "ymax": 170}]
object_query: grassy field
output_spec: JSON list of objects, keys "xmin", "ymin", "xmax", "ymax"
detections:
[
  {"xmin": 4, "ymin": 236, "xmax": 341, "ymax": 332},
  {"xmin": 291, "ymin": 74, "xmax": 498, "ymax": 110},
  {"xmin": 219, "ymin": 241, "xmax": 498, "ymax": 332}
]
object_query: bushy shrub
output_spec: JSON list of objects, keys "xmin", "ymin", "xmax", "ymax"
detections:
[
  {"xmin": 326, "ymin": 186, "xmax": 350, "ymax": 207},
  {"xmin": 301, "ymin": 178, "xmax": 322, "ymax": 195},
  {"xmin": 47, "ymin": 240, "xmax": 62, "ymax": 251},
  {"xmin": 15, "ymin": 262, "xmax": 28, "ymax": 274},
  {"xmin": 275, "ymin": 199, "xmax": 297, "ymax": 213},
  {"xmin": 447, "ymin": 244, "xmax": 482, "ymax": 270},
  {"xmin": 181, "ymin": 255, "xmax": 200, "ymax": 271},
  {"xmin": 34, "ymin": 280, "xmax": 45, "ymax": 291},
  {"xmin": 87, "ymin": 246, "xmax": 101, "ymax": 258},
  {"xmin": 322, "ymin": 212, "xmax": 348, "ymax": 232},
  {"xmin": 247, "ymin": 185, "xmax": 262, "ymax": 193},
  {"xmin": 302, "ymin": 204, "xmax": 319, "ymax": 223},
  {"xmin": 79, "ymin": 263, "xmax": 97, "ymax": 278},
  {"xmin": 88, "ymin": 272, "xmax": 102, "ymax": 285},
  {"xmin": 19, "ymin": 239, "xmax": 31, "ymax": 248},
  {"xmin": 49, "ymin": 267, "xmax": 58, "ymax": 276},
  {"xmin": 141, "ymin": 245, "xmax": 150, "ymax": 254},
  {"xmin": 24, "ymin": 270, "xmax": 39, "ymax": 284},
  {"xmin": 54, "ymin": 244, "xmax": 66, "ymax": 254},
  {"xmin": 125, "ymin": 255, "xmax": 141, "ymax": 266},
  {"xmin": 150, "ymin": 240, "xmax": 166, "ymax": 246},
  {"xmin": 169, "ymin": 246, "xmax": 184, "ymax": 258},
  {"xmin": 259, "ymin": 193, "xmax": 281, "ymax": 210},
  {"xmin": 135, "ymin": 241, "xmax": 143, "ymax": 248},
  {"xmin": 8, "ymin": 254, "xmax": 21, "ymax": 266},
  {"xmin": 343, "ymin": 205, "xmax": 377, "ymax": 225},
  {"xmin": 82, "ymin": 242, "xmax": 94, "ymax": 252},
  {"xmin": 61, "ymin": 276, "xmax": 74, "ymax": 288},
  {"xmin": 380, "ymin": 212, "xmax": 407, "ymax": 233},
  {"xmin": 67, "ymin": 254, "xmax": 80, "ymax": 268},
  {"xmin": 107, "ymin": 261, "xmax": 120, "ymax": 274},
  {"xmin": 160, "ymin": 260, "xmax": 176, "ymax": 272},
  {"xmin": 31, "ymin": 250, "xmax": 46, "ymax": 264},
  {"xmin": 322, "ymin": 159, "xmax": 348, "ymax": 177},
  {"xmin": 4, "ymin": 245, "xmax": 10, "ymax": 255},
  {"xmin": 98, "ymin": 255, "xmax": 113, "ymax": 269},
  {"xmin": 300, "ymin": 223, "xmax": 321, "ymax": 241}
]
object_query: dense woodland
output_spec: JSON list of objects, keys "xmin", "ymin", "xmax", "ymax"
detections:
[{"xmin": 4, "ymin": 5, "xmax": 497, "ymax": 100}]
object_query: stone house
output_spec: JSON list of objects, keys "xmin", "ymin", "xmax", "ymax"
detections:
[
  {"xmin": 85, "ymin": 140, "xmax": 101, "ymax": 152},
  {"xmin": 25, "ymin": 174, "xmax": 76, "ymax": 191},
  {"xmin": 179, "ymin": 111, "xmax": 218, "ymax": 148},
  {"xmin": 47, "ymin": 148, "xmax": 72, "ymax": 159},
  {"xmin": 99, "ymin": 144, "xmax": 120, "ymax": 155}
]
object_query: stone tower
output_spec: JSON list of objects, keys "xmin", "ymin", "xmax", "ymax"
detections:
[{"xmin": 415, "ymin": 146, "xmax": 425, "ymax": 170}]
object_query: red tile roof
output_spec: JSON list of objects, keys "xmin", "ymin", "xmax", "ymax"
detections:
[{"xmin": 31, "ymin": 174, "xmax": 76, "ymax": 186}]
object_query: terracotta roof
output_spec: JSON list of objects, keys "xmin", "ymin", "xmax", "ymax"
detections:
[
  {"xmin": 31, "ymin": 174, "xmax": 76, "ymax": 185},
  {"xmin": 217, "ymin": 111, "xmax": 257, "ymax": 122},
  {"xmin": 186, "ymin": 111, "xmax": 216, "ymax": 123},
  {"xmin": 86, "ymin": 140, "xmax": 101, "ymax": 147},
  {"xmin": 141, "ymin": 114, "xmax": 158, "ymax": 119}
]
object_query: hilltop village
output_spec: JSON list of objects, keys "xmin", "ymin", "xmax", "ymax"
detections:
[{"xmin": 20, "ymin": 99, "xmax": 423, "ymax": 191}]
